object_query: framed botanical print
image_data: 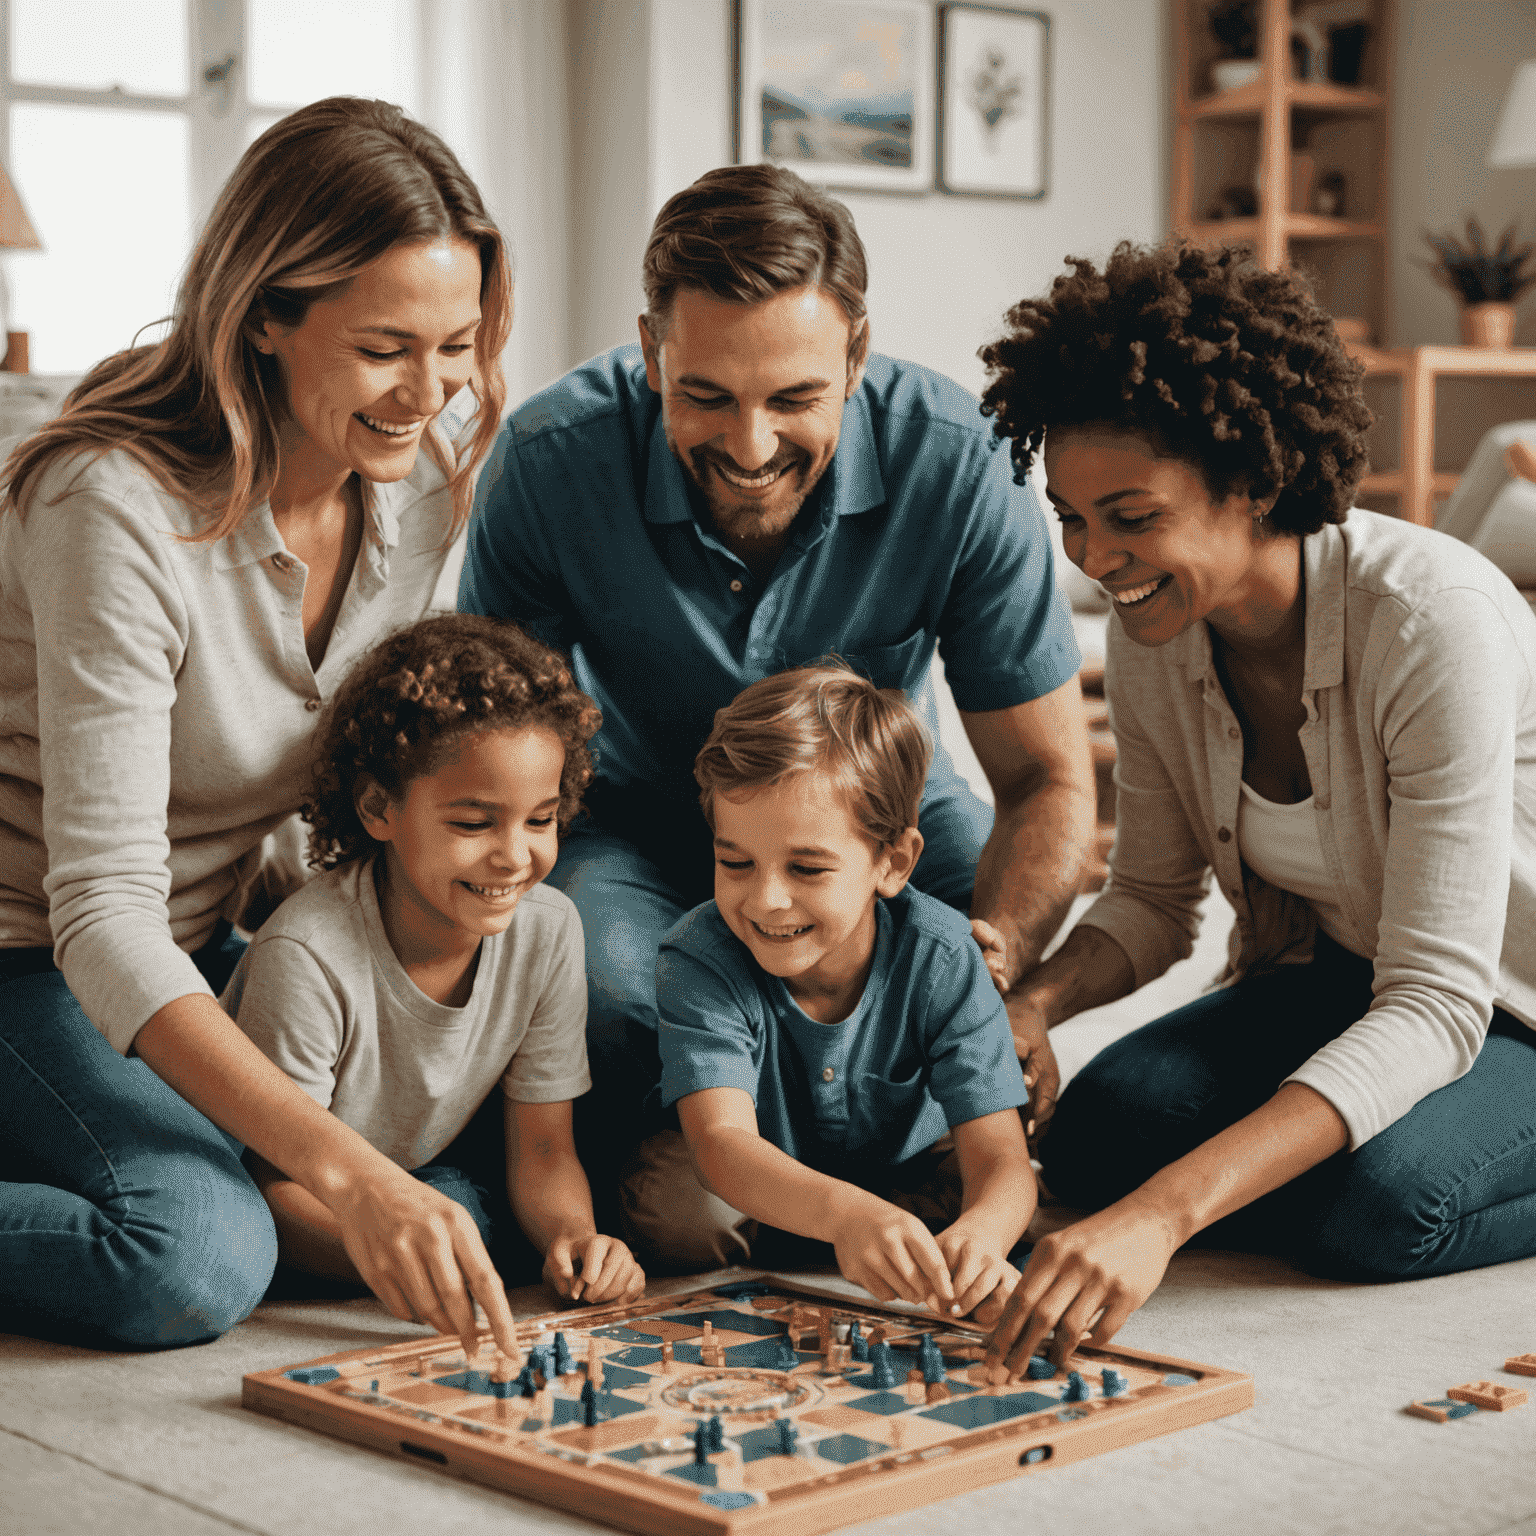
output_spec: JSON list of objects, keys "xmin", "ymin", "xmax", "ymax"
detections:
[{"xmin": 937, "ymin": 3, "xmax": 1050, "ymax": 198}]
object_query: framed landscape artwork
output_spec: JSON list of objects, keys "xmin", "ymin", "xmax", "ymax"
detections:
[
  {"xmin": 937, "ymin": 4, "xmax": 1050, "ymax": 198},
  {"xmin": 734, "ymin": 0, "xmax": 935, "ymax": 193}
]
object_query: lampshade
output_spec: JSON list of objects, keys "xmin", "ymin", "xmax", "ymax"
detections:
[
  {"xmin": 0, "ymin": 162, "xmax": 40, "ymax": 250},
  {"xmin": 1490, "ymin": 60, "xmax": 1536, "ymax": 168}
]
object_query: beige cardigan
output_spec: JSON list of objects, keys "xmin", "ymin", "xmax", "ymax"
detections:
[
  {"xmin": 1080, "ymin": 510, "xmax": 1536, "ymax": 1149},
  {"xmin": 0, "ymin": 396, "xmax": 474, "ymax": 1054}
]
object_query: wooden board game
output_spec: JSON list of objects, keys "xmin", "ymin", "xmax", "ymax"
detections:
[{"xmin": 243, "ymin": 1277, "xmax": 1252, "ymax": 1536}]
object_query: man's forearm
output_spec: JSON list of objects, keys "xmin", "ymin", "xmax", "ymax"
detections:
[
  {"xmin": 971, "ymin": 775, "xmax": 1096, "ymax": 985},
  {"xmin": 508, "ymin": 1152, "xmax": 599, "ymax": 1255},
  {"xmin": 1016, "ymin": 923, "xmax": 1137, "ymax": 1027}
]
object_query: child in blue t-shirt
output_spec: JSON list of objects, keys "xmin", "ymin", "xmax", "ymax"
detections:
[{"xmin": 653, "ymin": 664, "xmax": 1035, "ymax": 1323}]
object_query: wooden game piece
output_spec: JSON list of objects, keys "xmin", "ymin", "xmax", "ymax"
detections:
[
  {"xmin": 887, "ymin": 1416, "xmax": 906, "ymax": 1449},
  {"xmin": 586, "ymin": 1337, "xmax": 603, "ymax": 1391},
  {"xmin": 1505, "ymin": 1354, "xmax": 1536, "ymax": 1377},
  {"xmin": 660, "ymin": 1339, "xmax": 676, "ymax": 1373},
  {"xmin": 1406, "ymin": 1398, "xmax": 1480, "ymax": 1422},
  {"xmin": 907, "ymin": 1368, "xmax": 924, "ymax": 1403},
  {"xmin": 1447, "ymin": 1381, "xmax": 1529, "ymax": 1411},
  {"xmin": 925, "ymin": 1380, "xmax": 951, "ymax": 1404}
]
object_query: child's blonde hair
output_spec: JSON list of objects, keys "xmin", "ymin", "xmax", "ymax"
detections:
[{"xmin": 694, "ymin": 663, "xmax": 932, "ymax": 846}]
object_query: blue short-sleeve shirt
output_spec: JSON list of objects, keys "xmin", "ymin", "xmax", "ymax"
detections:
[
  {"xmin": 656, "ymin": 887, "xmax": 1028, "ymax": 1173},
  {"xmin": 461, "ymin": 346, "xmax": 1079, "ymax": 797}
]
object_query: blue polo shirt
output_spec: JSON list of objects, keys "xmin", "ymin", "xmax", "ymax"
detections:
[
  {"xmin": 461, "ymin": 346, "xmax": 1078, "ymax": 798},
  {"xmin": 656, "ymin": 887, "xmax": 1028, "ymax": 1172}
]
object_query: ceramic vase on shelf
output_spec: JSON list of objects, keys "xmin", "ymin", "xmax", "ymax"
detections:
[{"xmin": 1460, "ymin": 302, "xmax": 1517, "ymax": 349}]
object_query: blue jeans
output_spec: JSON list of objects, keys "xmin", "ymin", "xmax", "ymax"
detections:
[
  {"xmin": 551, "ymin": 772, "xmax": 995, "ymax": 1196},
  {"xmin": 0, "ymin": 926, "xmax": 279, "ymax": 1349},
  {"xmin": 1040, "ymin": 934, "xmax": 1536, "ymax": 1280}
]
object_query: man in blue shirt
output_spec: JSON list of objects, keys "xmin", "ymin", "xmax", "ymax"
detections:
[{"xmin": 460, "ymin": 165, "xmax": 1094, "ymax": 1180}]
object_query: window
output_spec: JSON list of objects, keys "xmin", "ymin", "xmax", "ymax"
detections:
[{"xmin": 0, "ymin": 0, "xmax": 421, "ymax": 374}]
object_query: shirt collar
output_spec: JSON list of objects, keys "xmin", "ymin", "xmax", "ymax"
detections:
[{"xmin": 210, "ymin": 473, "xmax": 405, "ymax": 584}]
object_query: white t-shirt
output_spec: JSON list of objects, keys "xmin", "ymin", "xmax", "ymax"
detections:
[
  {"xmin": 222, "ymin": 858, "xmax": 591, "ymax": 1170},
  {"xmin": 1236, "ymin": 781, "xmax": 1369, "ymax": 958}
]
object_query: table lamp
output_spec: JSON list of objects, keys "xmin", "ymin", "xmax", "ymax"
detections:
[
  {"xmin": 1490, "ymin": 60, "xmax": 1536, "ymax": 169},
  {"xmin": 0, "ymin": 161, "xmax": 41, "ymax": 374}
]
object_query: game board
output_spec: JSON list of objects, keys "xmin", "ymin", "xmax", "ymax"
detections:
[{"xmin": 243, "ymin": 1278, "xmax": 1252, "ymax": 1536}]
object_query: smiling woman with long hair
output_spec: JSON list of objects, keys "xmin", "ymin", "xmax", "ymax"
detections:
[
  {"xmin": 976, "ymin": 241, "xmax": 1536, "ymax": 1378},
  {"xmin": 0, "ymin": 97, "xmax": 520, "ymax": 1351}
]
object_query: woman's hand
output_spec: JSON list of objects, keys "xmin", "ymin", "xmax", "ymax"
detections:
[
  {"xmin": 984, "ymin": 1198, "xmax": 1180, "ymax": 1376},
  {"xmin": 331, "ymin": 1165, "xmax": 519, "ymax": 1360},
  {"xmin": 831, "ymin": 1193, "xmax": 957, "ymax": 1312},
  {"xmin": 544, "ymin": 1233, "xmax": 646, "ymax": 1306}
]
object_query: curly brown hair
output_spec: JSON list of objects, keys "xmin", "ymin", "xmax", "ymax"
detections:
[
  {"xmin": 978, "ymin": 241, "xmax": 1373, "ymax": 535},
  {"xmin": 303, "ymin": 614, "xmax": 600, "ymax": 870}
]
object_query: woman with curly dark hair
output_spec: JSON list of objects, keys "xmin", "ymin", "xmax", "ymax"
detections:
[
  {"xmin": 222, "ymin": 614, "xmax": 644, "ymax": 1330},
  {"xmin": 977, "ymin": 242, "xmax": 1536, "ymax": 1377}
]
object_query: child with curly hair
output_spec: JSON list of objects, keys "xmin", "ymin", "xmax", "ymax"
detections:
[{"xmin": 223, "ymin": 614, "xmax": 643, "ymax": 1345}]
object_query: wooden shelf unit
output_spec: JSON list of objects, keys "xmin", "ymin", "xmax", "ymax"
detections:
[{"xmin": 1171, "ymin": 0, "xmax": 1395, "ymax": 334}]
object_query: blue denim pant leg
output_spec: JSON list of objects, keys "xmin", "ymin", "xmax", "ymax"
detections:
[
  {"xmin": 1040, "ymin": 937, "xmax": 1536, "ymax": 1279},
  {"xmin": 0, "ymin": 928, "xmax": 278, "ymax": 1349}
]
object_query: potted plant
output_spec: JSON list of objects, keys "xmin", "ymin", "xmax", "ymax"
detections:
[
  {"xmin": 1208, "ymin": 1, "xmax": 1260, "ymax": 93},
  {"xmin": 1421, "ymin": 217, "xmax": 1536, "ymax": 349}
]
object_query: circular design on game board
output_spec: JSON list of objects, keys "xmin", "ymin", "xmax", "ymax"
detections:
[{"xmin": 661, "ymin": 1370, "xmax": 820, "ymax": 1416}]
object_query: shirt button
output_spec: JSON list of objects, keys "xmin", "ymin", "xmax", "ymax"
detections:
[
  {"xmin": 1228, "ymin": 726, "xmax": 1240, "ymax": 740},
  {"xmin": 730, "ymin": 579, "xmax": 744, "ymax": 593},
  {"xmin": 1217, "ymin": 827, "xmax": 1232, "ymax": 842},
  {"xmin": 821, "ymin": 1066, "xmax": 836, "ymax": 1082},
  {"xmin": 305, "ymin": 698, "xmax": 321, "ymax": 712}
]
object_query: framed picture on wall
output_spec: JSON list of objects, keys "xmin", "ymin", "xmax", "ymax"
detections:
[
  {"xmin": 937, "ymin": 4, "xmax": 1050, "ymax": 199},
  {"xmin": 733, "ymin": 0, "xmax": 935, "ymax": 193}
]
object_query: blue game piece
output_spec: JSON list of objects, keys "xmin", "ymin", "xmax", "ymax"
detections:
[
  {"xmin": 553, "ymin": 1332, "xmax": 574, "ymax": 1377},
  {"xmin": 694, "ymin": 1420, "xmax": 710, "ymax": 1464},
  {"xmin": 775, "ymin": 1416, "xmax": 798, "ymax": 1455},
  {"xmin": 1063, "ymin": 1371, "xmax": 1090, "ymax": 1402},
  {"xmin": 1101, "ymin": 1368, "xmax": 1129, "ymax": 1398},
  {"xmin": 1025, "ymin": 1355, "xmax": 1056, "ymax": 1380},
  {"xmin": 369, "ymin": 1379, "xmax": 378, "ymax": 1393},
  {"xmin": 284, "ymin": 1367, "xmax": 340, "ymax": 1385},
  {"xmin": 870, "ymin": 1341, "xmax": 898, "ymax": 1390},
  {"xmin": 849, "ymin": 1320, "xmax": 869, "ymax": 1363},
  {"xmin": 919, "ymin": 1334, "xmax": 946, "ymax": 1386},
  {"xmin": 516, "ymin": 1364, "xmax": 537, "ymax": 1398},
  {"xmin": 707, "ymin": 1414, "xmax": 725, "ymax": 1453},
  {"xmin": 1163, "ymin": 1373, "xmax": 1196, "ymax": 1387},
  {"xmin": 580, "ymin": 1377, "xmax": 599, "ymax": 1427}
]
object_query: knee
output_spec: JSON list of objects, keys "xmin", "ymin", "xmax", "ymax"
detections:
[
  {"xmin": 620, "ymin": 1131, "xmax": 754, "ymax": 1273},
  {"xmin": 102, "ymin": 1161, "xmax": 278, "ymax": 1348},
  {"xmin": 1295, "ymin": 1162, "xmax": 1446, "ymax": 1282}
]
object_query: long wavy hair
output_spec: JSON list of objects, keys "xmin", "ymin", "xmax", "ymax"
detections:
[{"xmin": 1, "ymin": 96, "xmax": 512, "ymax": 541}]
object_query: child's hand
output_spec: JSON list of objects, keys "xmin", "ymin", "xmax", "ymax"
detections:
[
  {"xmin": 831, "ymin": 1195, "xmax": 956, "ymax": 1312},
  {"xmin": 970, "ymin": 918, "xmax": 1010, "ymax": 995},
  {"xmin": 544, "ymin": 1233, "xmax": 646, "ymax": 1306},
  {"xmin": 934, "ymin": 1223, "xmax": 1018, "ymax": 1322}
]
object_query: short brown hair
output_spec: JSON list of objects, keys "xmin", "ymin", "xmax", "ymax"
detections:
[
  {"xmin": 642, "ymin": 165, "xmax": 868, "ymax": 359},
  {"xmin": 694, "ymin": 663, "xmax": 931, "ymax": 847},
  {"xmin": 978, "ymin": 241, "xmax": 1372, "ymax": 536},
  {"xmin": 304, "ymin": 614, "xmax": 601, "ymax": 869}
]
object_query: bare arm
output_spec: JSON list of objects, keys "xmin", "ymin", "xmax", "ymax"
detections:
[
  {"xmin": 988, "ymin": 1082, "xmax": 1347, "ymax": 1372},
  {"xmin": 134, "ymin": 993, "xmax": 521, "ymax": 1358},
  {"xmin": 933, "ymin": 1110, "xmax": 1037, "ymax": 1322},
  {"xmin": 677, "ymin": 1087, "xmax": 956, "ymax": 1311},
  {"xmin": 504, "ymin": 1099, "xmax": 643, "ymax": 1305}
]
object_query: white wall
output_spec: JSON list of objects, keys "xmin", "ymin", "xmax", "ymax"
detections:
[{"xmin": 564, "ymin": 0, "xmax": 1167, "ymax": 392}]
